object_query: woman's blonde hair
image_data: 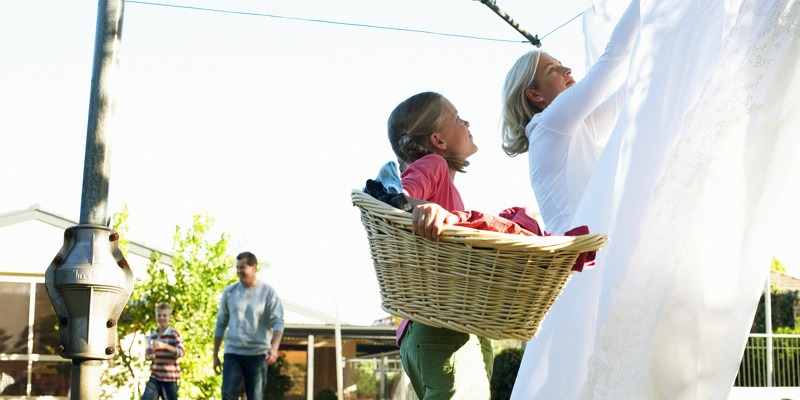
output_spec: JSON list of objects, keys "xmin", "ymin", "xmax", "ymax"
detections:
[
  {"xmin": 500, "ymin": 50, "xmax": 543, "ymax": 157},
  {"xmin": 387, "ymin": 91, "xmax": 469, "ymax": 172}
]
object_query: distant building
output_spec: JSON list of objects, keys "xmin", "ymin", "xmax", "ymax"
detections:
[{"xmin": 770, "ymin": 269, "xmax": 800, "ymax": 292}]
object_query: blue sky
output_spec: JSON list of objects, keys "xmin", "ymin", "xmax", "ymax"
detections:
[{"xmin": 14, "ymin": 0, "xmax": 792, "ymax": 325}]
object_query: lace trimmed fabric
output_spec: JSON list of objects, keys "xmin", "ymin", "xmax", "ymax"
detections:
[
  {"xmin": 579, "ymin": 0, "xmax": 800, "ymax": 398},
  {"xmin": 511, "ymin": 0, "xmax": 800, "ymax": 398}
]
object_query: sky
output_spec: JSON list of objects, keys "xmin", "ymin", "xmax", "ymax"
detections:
[
  {"xmin": 1, "ymin": 0, "xmax": 596, "ymax": 325},
  {"xmin": 3, "ymin": 0, "xmax": 797, "ymax": 325}
]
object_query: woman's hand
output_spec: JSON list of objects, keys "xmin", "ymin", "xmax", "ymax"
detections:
[{"xmin": 411, "ymin": 202, "xmax": 459, "ymax": 239}]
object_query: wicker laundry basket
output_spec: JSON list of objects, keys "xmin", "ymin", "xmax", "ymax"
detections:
[{"xmin": 352, "ymin": 189, "xmax": 609, "ymax": 341}]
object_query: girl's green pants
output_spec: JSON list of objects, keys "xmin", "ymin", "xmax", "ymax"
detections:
[{"xmin": 400, "ymin": 321, "xmax": 494, "ymax": 399}]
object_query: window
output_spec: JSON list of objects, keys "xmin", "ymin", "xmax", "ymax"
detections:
[
  {"xmin": 0, "ymin": 283, "xmax": 30, "ymax": 355},
  {"xmin": 0, "ymin": 279, "xmax": 70, "ymax": 398},
  {"xmin": 33, "ymin": 283, "xmax": 59, "ymax": 355},
  {"xmin": 30, "ymin": 361, "xmax": 70, "ymax": 396}
]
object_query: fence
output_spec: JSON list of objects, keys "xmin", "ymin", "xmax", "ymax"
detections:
[{"xmin": 736, "ymin": 334, "xmax": 800, "ymax": 387}]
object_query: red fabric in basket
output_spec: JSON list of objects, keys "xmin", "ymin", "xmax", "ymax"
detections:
[{"xmin": 450, "ymin": 207, "xmax": 595, "ymax": 272}]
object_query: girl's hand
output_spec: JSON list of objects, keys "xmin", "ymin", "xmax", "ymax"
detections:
[{"xmin": 411, "ymin": 202, "xmax": 459, "ymax": 239}]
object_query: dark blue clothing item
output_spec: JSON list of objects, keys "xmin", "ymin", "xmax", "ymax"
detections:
[
  {"xmin": 221, "ymin": 354, "xmax": 267, "ymax": 400},
  {"xmin": 364, "ymin": 179, "xmax": 411, "ymax": 211},
  {"xmin": 140, "ymin": 377, "xmax": 178, "ymax": 400},
  {"xmin": 363, "ymin": 161, "xmax": 411, "ymax": 211}
]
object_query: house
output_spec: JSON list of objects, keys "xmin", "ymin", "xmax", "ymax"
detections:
[
  {"xmin": 0, "ymin": 206, "xmax": 398, "ymax": 399},
  {"xmin": 770, "ymin": 269, "xmax": 800, "ymax": 292}
]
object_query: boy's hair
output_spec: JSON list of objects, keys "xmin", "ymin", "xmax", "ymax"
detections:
[
  {"xmin": 155, "ymin": 303, "xmax": 171, "ymax": 313},
  {"xmin": 387, "ymin": 91, "xmax": 468, "ymax": 173},
  {"xmin": 236, "ymin": 251, "xmax": 258, "ymax": 267}
]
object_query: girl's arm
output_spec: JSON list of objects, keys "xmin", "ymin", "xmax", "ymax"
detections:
[{"xmin": 539, "ymin": 0, "xmax": 641, "ymax": 134}]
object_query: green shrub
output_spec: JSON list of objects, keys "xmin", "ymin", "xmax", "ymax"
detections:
[
  {"xmin": 491, "ymin": 347, "xmax": 524, "ymax": 400},
  {"xmin": 313, "ymin": 388, "xmax": 337, "ymax": 400},
  {"xmin": 751, "ymin": 290, "xmax": 800, "ymax": 333},
  {"xmin": 267, "ymin": 356, "xmax": 294, "ymax": 400},
  {"xmin": 353, "ymin": 362, "xmax": 380, "ymax": 398}
]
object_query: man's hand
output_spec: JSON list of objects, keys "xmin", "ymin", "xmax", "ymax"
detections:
[
  {"xmin": 411, "ymin": 202, "xmax": 459, "ymax": 239},
  {"xmin": 266, "ymin": 349, "xmax": 279, "ymax": 365},
  {"xmin": 213, "ymin": 336, "xmax": 223, "ymax": 374},
  {"xmin": 213, "ymin": 355, "xmax": 222, "ymax": 375}
]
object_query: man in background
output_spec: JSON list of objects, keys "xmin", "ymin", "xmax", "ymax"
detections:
[{"xmin": 213, "ymin": 251, "xmax": 284, "ymax": 400}]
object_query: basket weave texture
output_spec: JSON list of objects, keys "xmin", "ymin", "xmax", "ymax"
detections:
[{"xmin": 352, "ymin": 189, "xmax": 609, "ymax": 341}]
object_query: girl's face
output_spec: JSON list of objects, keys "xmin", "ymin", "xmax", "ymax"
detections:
[
  {"xmin": 528, "ymin": 53, "xmax": 574, "ymax": 108},
  {"xmin": 435, "ymin": 100, "xmax": 478, "ymax": 161}
]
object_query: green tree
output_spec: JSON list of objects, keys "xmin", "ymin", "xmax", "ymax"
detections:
[
  {"xmin": 108, "ymin": 213, "xmax": 236, "ymax": 399},
  {"xmin": 771, "ymin": 257, "xmax": 787, "ymax": 273}
]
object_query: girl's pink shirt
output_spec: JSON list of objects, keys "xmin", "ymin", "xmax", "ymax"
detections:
[{"xmin": 401, "ymin": 154, "xmax": 465, "ymax": 211}]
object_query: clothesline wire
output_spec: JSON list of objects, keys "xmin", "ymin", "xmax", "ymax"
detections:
[
  {"xmin": 125, "ymin": 0, "xmax": 583, "ymax": 45},
  {"xmin": 541, "ymin": 11, "xmax": 585, "ymax": 40}
]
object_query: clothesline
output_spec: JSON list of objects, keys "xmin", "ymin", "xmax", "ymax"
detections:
[
  {"xmin": 126, "ymin": 0, "xmax": 585, "ymax": 46},
  {"xmin": 476, "ymin": 0, "xmax": 586, "ymax": 47}
]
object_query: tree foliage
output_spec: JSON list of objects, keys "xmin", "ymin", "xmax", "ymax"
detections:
[
  {"xmin": 313, "ymin": 388, "xmax": 337, "ymax": 400},
  {"xmin": 353, "ymin": 361, "xmax": 380, "ymax": 398},
  {"xmin": 750, "ymin": 257, "xmax": 800, "ymax": 334},
  {"xmin": 490, "ymin": 347, "xmax": 523, "ymax": 400},
  {"xmin": 267, "ymin": 356, "xmax": 294, "ymax": 400},
  {"xmin": 108, "ymin": 212, "xmax": 236, "ymax": 399},
  {"xmin": 771, "ymin": 257, "xmax": 787, "ymax": 273},
  {"xmin": 752, "ymin": 290, "xmax": 800, "ymax": 333}
]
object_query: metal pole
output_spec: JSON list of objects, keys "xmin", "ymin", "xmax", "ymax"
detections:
[
  {"xmin": 334, "ymin": 290, "xmax": 344, "ymax": 399},
  {"xmin": 307, "ymin": 335, "xmax": 315, "ymax": 400},
  {"xmin": 80, "ymin": 0, "xmax": 125, "ymax": 226},
  {"xmin": 765, "ymin": 274, "xmax": 773, "ymax": 387},
  {"xmin": 71, "ymin": 360, "xmax": 102, "ymax": 399},
  {"xmin": 335, "ymin": 315, "xmax": 344, "ymax": 400},
  {"xmin": 76, "ymin": 0, "xmax": 125, "ymax": 394},
  {"xmin": 381, "ymin": 356, "xmax": 388, "ymax": 400},
  {"xmin": 478, "ymin": 0, "xmax": 541, "ymax": 47},
  {"xmin": 47, "ymin": 1, "xmax": 129, "ymax": 400}
]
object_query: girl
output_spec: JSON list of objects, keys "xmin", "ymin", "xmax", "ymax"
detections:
[{"xmin": 387, "ymin": 91, "xmax": 492, "ymax": 399}]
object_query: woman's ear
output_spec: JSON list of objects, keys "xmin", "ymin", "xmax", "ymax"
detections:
[
  {"xmin": 525, "ymin": 88, "xmax": 545, "ymax": 108},
  {"xmin": 428, "ymin": 133, "xmax": 447, "ymax": 151}
]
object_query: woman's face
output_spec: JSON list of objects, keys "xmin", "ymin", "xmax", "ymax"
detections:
[{"xmin": 528, "ymin": 53, "xmax": 575, "ymax": 108}]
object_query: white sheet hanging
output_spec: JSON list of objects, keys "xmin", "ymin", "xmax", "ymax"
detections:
[{"xmin": 511, "ymin": 0, "xmax": 800, "ymax": 398}]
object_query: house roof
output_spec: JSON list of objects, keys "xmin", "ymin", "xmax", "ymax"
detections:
[
  {"xmin": 0, "ymin": 205, "xmax": 173, "ymax": 265},
  {"xmin": 771, "ymin": 269, "xmax": 800, "ymax": 292}
]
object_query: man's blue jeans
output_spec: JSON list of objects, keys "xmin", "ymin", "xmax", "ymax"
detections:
[{"xmin": 221, "ymin": 353, "xmax": 268, "ymax": 400}]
